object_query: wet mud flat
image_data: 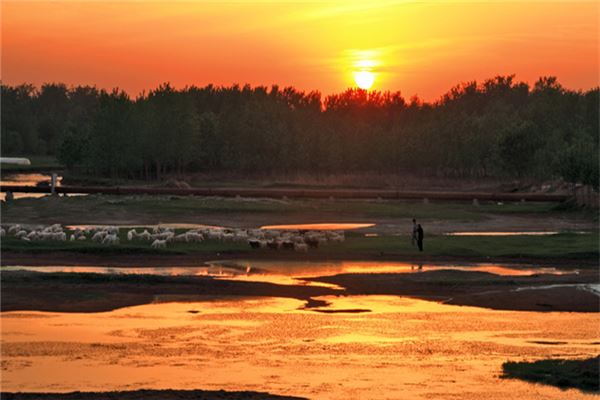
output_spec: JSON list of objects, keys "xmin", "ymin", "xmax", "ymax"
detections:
[
  {"xmin": 2, "ymin": 389, "xmax": 307, "ymax": 400},
  {"xmin": 2, "ymin": 268, "xmax": 598, "ymax": 313},
  {"xmin": 1, "ymin": 295, "xmax": 599, "ymax": 399}
]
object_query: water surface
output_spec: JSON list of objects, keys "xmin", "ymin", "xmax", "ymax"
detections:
[{"xmin": 2, "ymin": 296, "xmax": 598, "ymax": 399}]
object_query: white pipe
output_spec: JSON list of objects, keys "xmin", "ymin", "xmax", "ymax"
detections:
[{"xmin": 0, "ymin": 157, "xmax": 31, "ymax": 165}]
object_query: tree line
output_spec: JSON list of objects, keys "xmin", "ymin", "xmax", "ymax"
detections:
[{"xmin": 1, "ymin": 75, "xmax": 598, "ymax": 187}]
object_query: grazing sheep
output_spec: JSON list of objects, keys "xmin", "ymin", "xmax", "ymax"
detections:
[
  {"xmin": 102, "ymin": 234, "xmax": 119, "ymax": 245},
  {"xmin": 267, "ymin": 240, "xmax": 281, "ymax": 250},
  {"xmin": 263, "ymin": 230, "xmax": 279, "ymax": 240},
  {"xmin": 0, "ymin": 228, "xmax": 5, "ymax": 237},
  {"xmin": 54, "ymin": 232, "xmax": 67, "ymax": 241},
  {"xmin": 293, "ymin": 242, "xmax": 308, "ymax": 252},
  {"xmin": 8, "ymin": 225, "xmax": 21, "ymax": 234},
  {"xmin": 304, "ymin": 238, "xmax": 320, "ymax": 248},
  {"xmin": 222, "ymin": 232, "xmax": 235, "ymax": 242},
  {"xmin": 92, "ymin": 231, "xmax": 107, "ymax": 242},
  {"xmin": 127, "ymin": 229, "xmax": 138, "ymax": 241},
  {"xmin": 185, "ymin": 232, "xmax": 204, "ymax": 243},
  {"xmin": 152, "ymin": 231, "xmax": 174, "ymax": 241},
  {"xmin": 139, "ymin": 230, "xmax": 152, "ymax": 241},
  {"xmin": 46, "ymin": 224, "xmax": 62, "ymax": 233},
  {"xmin": 206, "ymin": 229, "xmax": 224, "ymax": 240},
  {"xmin": 151, "ymin": 239, "xmax": 167, "ymax": 249},
  {"xmin": 174, "ymin": 233, "xmax": 188, "ymax": 242},
  {"xmin": 15, "ymin": 230, "xmax": 28, "ymax": 239},
  {"xmin": 27, "ymin": 231, "xmax": 39, "ymax": 240}
]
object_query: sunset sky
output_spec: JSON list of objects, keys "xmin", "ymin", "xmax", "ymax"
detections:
[{"xmin": 2, "ymin": 1, "xmax": 598, "ymax": 100}]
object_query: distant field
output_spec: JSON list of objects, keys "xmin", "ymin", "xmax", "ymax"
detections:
[{"xmin": 0, "ymin": 194, "xmax": 585, "ymax": 225}]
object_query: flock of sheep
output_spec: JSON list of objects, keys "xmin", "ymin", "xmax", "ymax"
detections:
[{"xmin": 1, "ymin": 224, "xmax": 345, "ymax": 252}]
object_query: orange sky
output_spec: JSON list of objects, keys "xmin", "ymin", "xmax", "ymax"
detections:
[{"xmin": 2, "ymin": 1, "xmax": 598, "ymax": 100}]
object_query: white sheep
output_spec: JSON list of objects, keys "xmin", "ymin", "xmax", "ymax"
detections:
[
  {"xmin": 139, "ymin": 230, "xmax": 152, "ymax": 241},
  {"xmin": 0, "ymin": 228, "xmax": 5, "ymax": 237},
  {"xmin": 92, "ymin": 231, "xmax": 107, "ymax": 242},
  {"xmin": 102, "ymin": 234, "xmax": 119, "ymax": 245},
  {"xmin": 206, "ymin": 230, "xmax": 223, "ymax": 240},
  {"xmin": 127, "ymin": 229, "xmax": 138, "ymax": 241},
  {"xmin": 26, "ymin": 231, "xmax": 39, "ymax": 240},
  {"xmin": 185, "ymin": 232, "xmax": 204, "ymax": 243},
  {"xmin": 222, "ymin": 232, "xmax": 234, "ymax": 241},
  {"xmin": 174, "ymin": 233, "xmax": 188, "ymax": 242},
  {"xmin": 8, "ymin": 225, "xmax": 21, "ymax": 234},
  {"xmin": 294, "ymin": 242, "xmax": 308, "ymax": 252},
  {"xmin": 15, "ymin": 230, "xmax": 28, "ymax": 239},
  {"xmin": 151, "ymin": 239, "xmax": 167, "ymax": 249},
  {"xmin": 54, "ymin": 232, "xmax": 67, "ymax": 241}
]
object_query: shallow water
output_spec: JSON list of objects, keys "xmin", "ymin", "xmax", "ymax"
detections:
[
  {"xmin": 0, "ymin": 173, "xmax": 61, "ymax": 200},
  {"xmin": 1, "ymin": 261, "xmax": 577, "ymax": 279},
  {"xmin": 1, "ymin": 296, "xmax": 598, "ymax": 399},
  {"xmin": 260, "ymin": 223, "xmax": 374, "ymax": 230}
]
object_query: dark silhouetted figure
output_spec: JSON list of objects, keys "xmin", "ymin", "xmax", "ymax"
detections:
[
  {"xmin": 417, "ymin": 224, "xmax": 424, "ymax": 252},
  {"xmin": 411, "ymin": 218, "xmax": 418, "ymax": 246}
]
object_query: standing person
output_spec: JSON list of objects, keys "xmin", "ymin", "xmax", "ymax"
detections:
[
  {"xmin": 417, "ymin": 224, "xmax": 424, "ymax": 252},
  {"xmin": 411, "ymin": 219, "xmax": 418, "ymax": 246}
]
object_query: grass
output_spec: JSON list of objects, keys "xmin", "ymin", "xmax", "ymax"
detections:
[
  {"xmin": 329, "ymin": 231, "xmax": 599, "ymax": 259},
  {"xmin": 1, "ymin": 228, "xmax": 598, "ymax": 261},
  {"xmin": 1, "ymin": 194, "xmax": 584, "ymax": 225},
  {"xmin": 502, "ymin": 357, "xmax": 599, "ymax": 392}
]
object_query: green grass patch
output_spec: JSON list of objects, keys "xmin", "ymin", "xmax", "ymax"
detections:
[
  {"xmin": 2, "ymin": 228, "xmax": 597, "ymax": 261},
  {"xmin": 2, "ymin": 194, "xmax": 580, "ymax": 225},
  {"xmin": 321, "ymin": 231, "xmax": 599, "ymax": 259},
  {"xmin": 502, "ymin": 357, "xmax": 599, "ymax": 392}
]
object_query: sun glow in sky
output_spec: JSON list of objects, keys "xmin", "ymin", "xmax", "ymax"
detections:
[{"xmin": 2, "ymin": 1, "xmax": 598, "ymax": 99}]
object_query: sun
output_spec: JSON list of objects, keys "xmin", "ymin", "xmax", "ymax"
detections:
[{"xmin": 354, "ymin": 70, "xmax": 375, "ymax": 90}]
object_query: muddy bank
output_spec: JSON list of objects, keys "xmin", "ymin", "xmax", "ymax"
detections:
[
  {"xmin": 2, "ymin": 269, "xmax": 598, "ymax": 313},
  {"xmin": 2, "ymin": 251, "xmax": 597, "ymax": 269},
  {"xmin": 1, "ymin": 389, "xmax": 307, "ymax": 400},
  {"xmin": 0, "ymin": 270, "xmax": 339, "ymax": 313},
  {"xmin": 306, "ymin": 270, "xmax": 600, "ymax": 312}
]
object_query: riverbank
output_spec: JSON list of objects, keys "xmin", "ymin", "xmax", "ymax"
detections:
[{"xmin": 2, "ymin": 267, "xmax": 598, "ymax": 313}]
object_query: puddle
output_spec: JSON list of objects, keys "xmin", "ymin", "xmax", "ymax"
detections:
[
  {"xmin": 1, "ymin": 296, "xmax": 598, "ymax": 399},
  {"xmin": 0, "ymin": 173, "xmax": 62, "ymax": 187},
  {"xmin": 2, "ymin": 261, "xmax": 577, "ymax": 283},
  {"xmin": 260, "ymin": 223, "xmax": 374, "ymax": 230},
  {"xmin": 515, "ymin": 283, "xmax": 600, "ymax": 296},
  {"xmin": 65, "ymin": 223, "xmax": 221, "ymax": 230},
  {"xmin": 0, "ymin": 172, "xmax": 58, "ymax": 200},
  {"xmin": 2, "ymin": 262, "xmax": 577, "ymax": 284}
]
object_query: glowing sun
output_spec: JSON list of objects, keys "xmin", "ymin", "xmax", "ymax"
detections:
[{"xmin": 354, "ymin": 70, "xmax": 375, "ymax": 90}]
